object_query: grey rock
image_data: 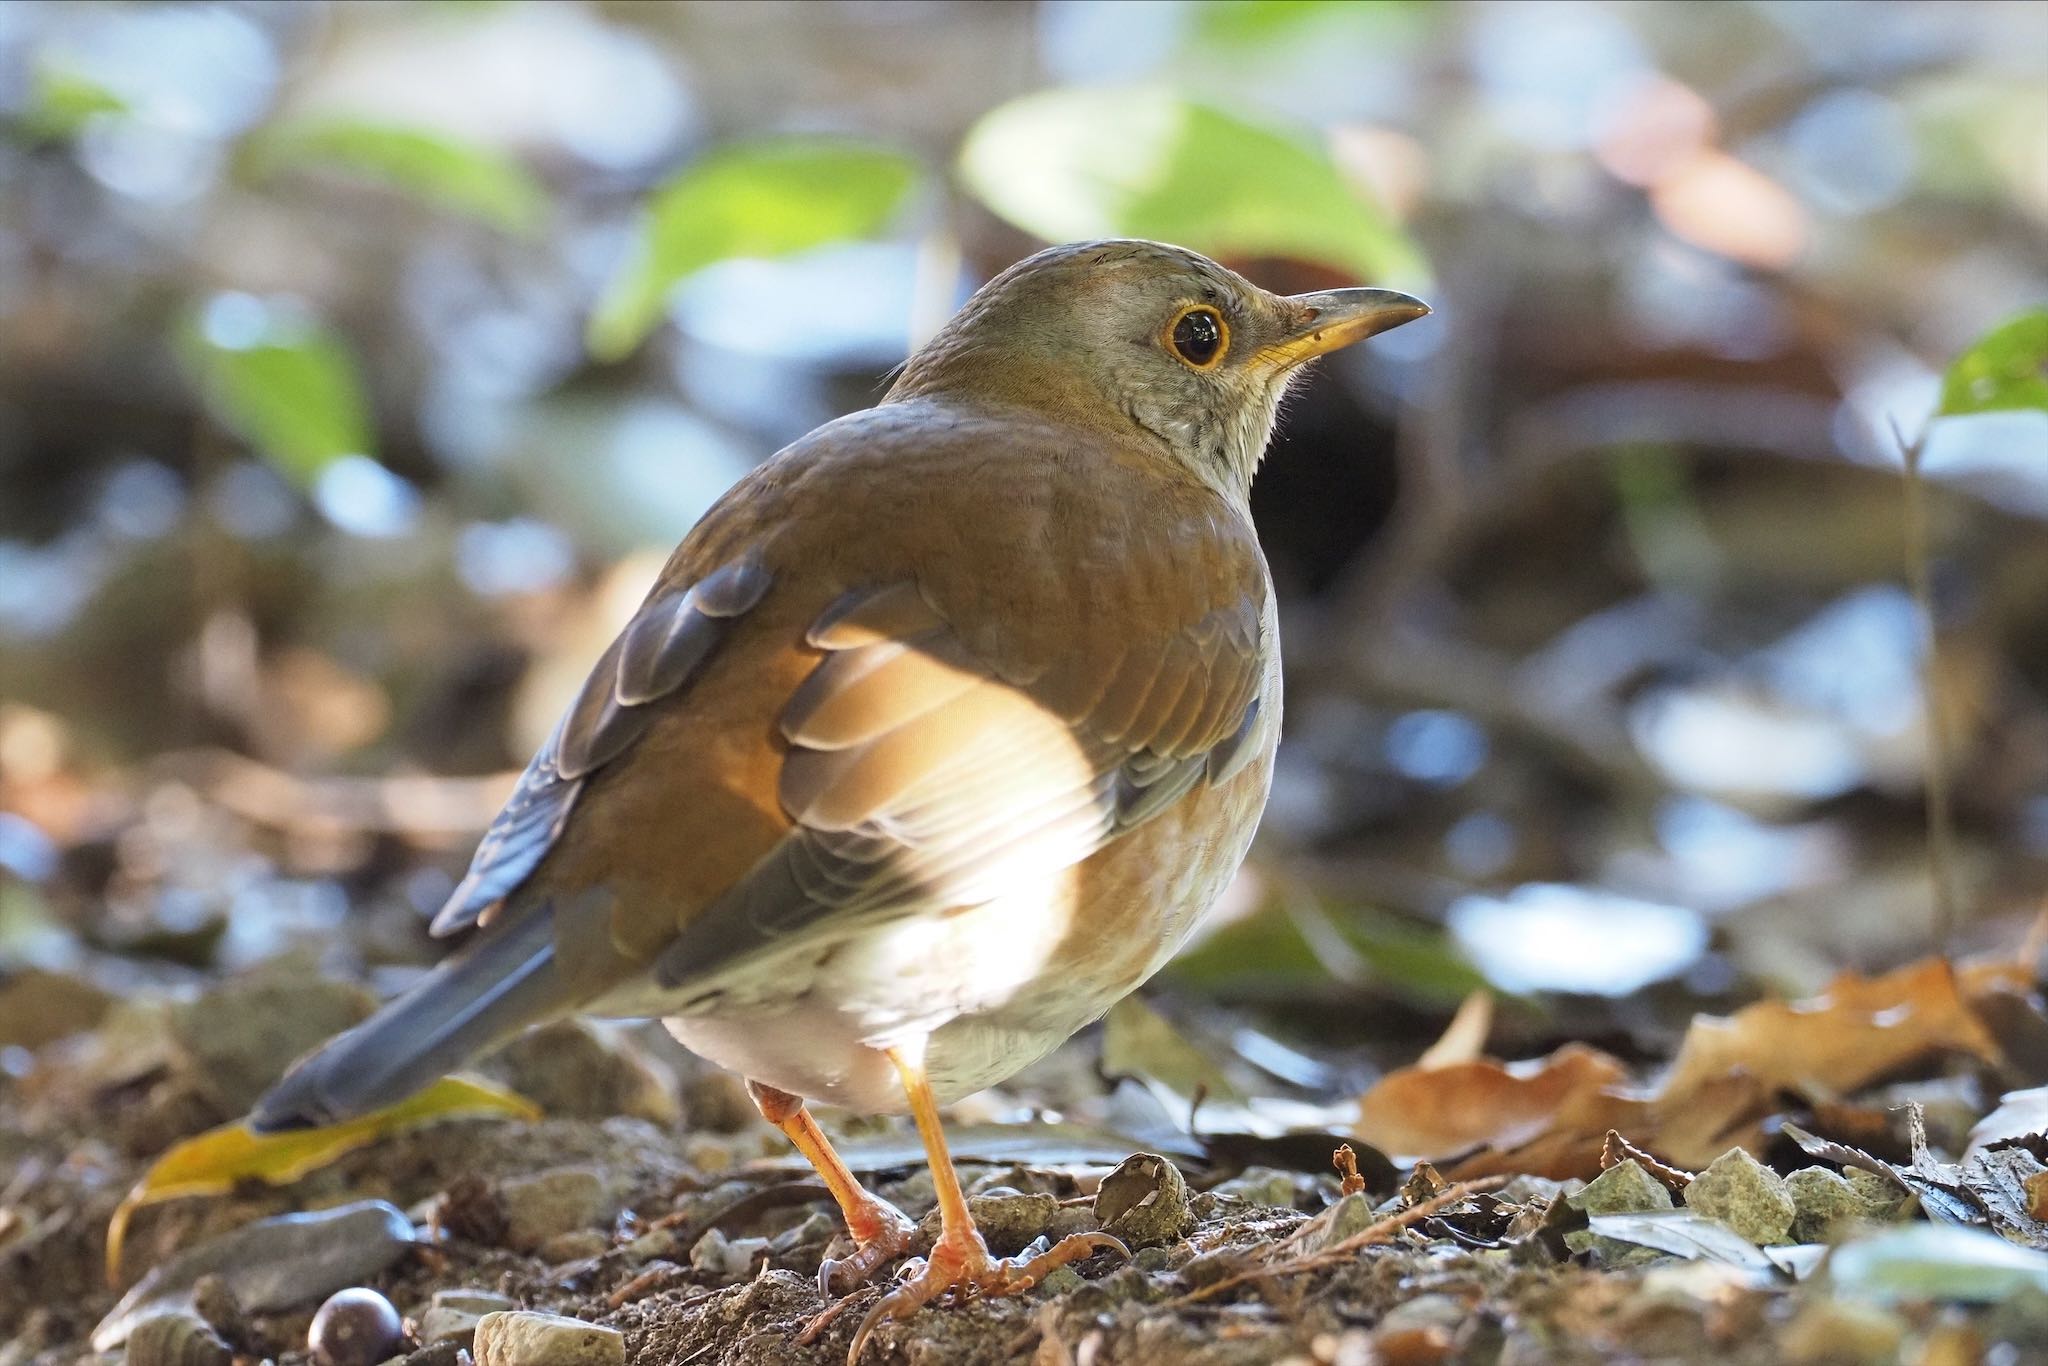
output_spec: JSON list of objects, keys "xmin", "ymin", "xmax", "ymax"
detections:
[
  {"xmin": 94, "ymin": 1202, "xmax": 414, "ymax": 1351},
  {"xmin": 122, "ymin": 1310, "xmax": 231, "ymax": 1366},
  {"xmin": 1093, "ymin": 1153, "xmax": 1193, "ymax": 1248},
  {"xmin": 1683, "ymin": 1148, "xmax": 1796, "ymax": 1245},
  {"xmin": 472, "ymin": 1311, "xmax": 624, "ymax": 1366},
  {"xmin": 416, "ymin": 1289, "xmax": 515, "ymax": 1347},
  {"xmin": 1308, "ymin": 1192, "xmax": 1382, "ymax": 1252},
  {"xmin": 1565, "ymin": 1159, "xmax": 1674, "ymax": 1266},
  {"xmin": 1209, "ymin": 1167, "xmax": 1301, "ymax": 1209},
  {"xmin": 688, "ymin": 1227, "xmax": 769, "ymax": 1280},
  {"xmin": 498, "ymin": 1166, "xmax": 612, "ymax": 1253},
  {"xmin": 918, "ymin": 1190, "xmax": 1062, "ymax": 1256},
  {"xmin": 166, "ymin": 968, "xmax": 375, "ymax": 1114}
]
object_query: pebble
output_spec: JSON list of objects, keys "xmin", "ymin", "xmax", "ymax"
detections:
[
  {"xmin": 166, "ymin": 968, "xmax": 375, "ymax": 1113},
  {"xmin": 416, "ymin": 1289, "xmax": 516, "ymax": 1348},
  {"xmin": 538, "ymin": 1230, "xmax": 611, "ymax": 1263},
  {"xmin": 481, "ymin": 1019, "xmax": 676, "ymax": 1124},
  {"xmin": 689, "ymin": 1227, "xmax": 770, "ymax": 1280},
  {"xmin": 1778, "ymin": 1297, "xmax": 1906, "ymax": 1364},
  {"xmin": 919, "ymin": 1190, "xmax": 1062, "ymax": 1256},
  {"xmin": 1209, "ymin": 1167, "xmax": 1301, "ymax": 1209},
  {"xmin": 472, "ymin": 1311, "xmax": 624, "ymax": 1366},
  {"xmin": 94, "ymin": 1202, "xmax": 415, "ymax": 1351},
  {"xmin": 1565, "ymin": 1159, "xmax": 1673, "ymax": 1266},
  {"xmin": 1785, "ymin": 1167, "xmax": 1909, "ymax": 1243},
  {"xmin": 122, "ymin": 1310, "xmax": 231, "ymax": 1366},
  {"xmin": 1093, "ymin": 1153, "xmax": 1194, "ymax": 1248},
  {"xmin": 307, "ymin": 1289, "xmax": 403, "ymax": 1366},
  {"xmin": 498, "ymin": 1166, "xmax": 613, "ymax": 1253},
  {"xmin": 1308, "ymin": 1192, "xmax": 1381, "ymax": 1252},
  {"xmin": 1683, "ymin": 1148, "xmax": 1795, "ymax": 1245}
]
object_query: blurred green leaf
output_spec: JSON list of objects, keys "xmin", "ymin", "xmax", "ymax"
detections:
[
  {"xmin": 10, "ymin": 63, "xmax": 128, "ymax": 143},
  {"xmin": 1192, "ymin": 0, "xmax": 1419, "ymax": 48},
  {"xmin": 1938, "ymin": 308, "xmax": 2048, "ymax": 418},
  {"xmin": 959, "ymin": 86, "xmax": 1428, "ymax": 287},
  {"xmin": 246, "ymin": 118, "xmax": 546, "ymax": 234},
  {"xmin": 587, "ymin": 138, "xmax": 921, "ymax": 361},
  {"xmin": 1170, "ymin": 897, "xmax": 1487, "ymax": 1008},
  {"xmin": 1824, "ymin": 1225, "xmax": 2048, "ymax": 1304},
  {"xmin": 180, "ymin": 299, "xmax": 375, "ymax": 484}
]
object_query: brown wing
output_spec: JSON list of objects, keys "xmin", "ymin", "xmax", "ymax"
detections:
[
  {"xmin": 430, "ymin": 554, "xmax": 772, "ymax": 936},
  {"xmin": 652, "ymin": 562, "xmax": 1266, "ymax": 989}
]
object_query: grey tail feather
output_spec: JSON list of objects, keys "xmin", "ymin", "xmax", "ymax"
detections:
[{"xmin": 250, "ymin": 904, "xmax": 566, "ymax": 1132}]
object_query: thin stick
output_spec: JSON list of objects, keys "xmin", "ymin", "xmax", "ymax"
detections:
[{"xmin": 1891, "ymin": 416, "xmax": 1957, "ymax": 948}]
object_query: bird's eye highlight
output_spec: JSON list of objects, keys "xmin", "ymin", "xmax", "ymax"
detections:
[{"xmin": 1166, "ymin": 305, "xmax": 1228, "ymax": 369}]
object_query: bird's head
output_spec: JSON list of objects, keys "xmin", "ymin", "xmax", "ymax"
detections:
[{"xmin": 889, "ymin": 239, "xmax": 1429, "ymax": 496}]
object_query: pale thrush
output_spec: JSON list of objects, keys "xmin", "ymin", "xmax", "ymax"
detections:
[{"xmin": 254, "ymin": 239, "xmax": 1428, "ymax": 1356}]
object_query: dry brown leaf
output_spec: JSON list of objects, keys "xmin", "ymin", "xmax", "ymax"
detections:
[{"xmin": 1355, "ymin": 955, "xmax": 2024, "ymax": 1180}]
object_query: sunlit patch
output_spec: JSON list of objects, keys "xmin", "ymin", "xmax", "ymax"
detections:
[{"xmin": 1448, "ymin": 883, "xmax": 1707, "ymax": 996}]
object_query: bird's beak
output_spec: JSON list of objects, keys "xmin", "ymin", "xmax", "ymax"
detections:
[{"xmin": 1254, "ymin": 288, "xmax": 1431, "ymax": 369}]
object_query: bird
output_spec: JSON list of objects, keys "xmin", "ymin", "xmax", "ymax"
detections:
[{"xmin": 251, "ymin": 239, "xmax": 1428, "ymax": 1357}]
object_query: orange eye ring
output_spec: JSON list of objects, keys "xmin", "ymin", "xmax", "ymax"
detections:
[{"xmin": 1164, "ymin": 304, "xmax": 1229, "ymax": 370}]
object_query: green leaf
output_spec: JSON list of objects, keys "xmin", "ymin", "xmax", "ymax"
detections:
[
  {"xmin": 1938, "ymin": 308, "xmax": 2048, "ymax": 418},
  {"xmin": 180, "ymin": 297, "xmax": 375, "ymax": 484},
  {"xmin": 958, "ymin": 86, "xmax": 1428, "ymax": 288},
  {"xmin": 1191, "ymin": 0, "xmax": 1421, "ymax": 48},
  {"xmin": 587, "ymin": 138, "xmax": 921, "ymax": 361},
  {"xmin": 246, "ymin": 118, "xmax": 547, "ymax": 234},
  {"xmin": 10, "ymin": 63, "xmax": 128, "ymax": 143}
]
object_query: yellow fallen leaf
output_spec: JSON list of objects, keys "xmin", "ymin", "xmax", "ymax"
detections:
[{"xmin": 108, "ymin": 1074, "xmax": 538, "ymax": 1283}]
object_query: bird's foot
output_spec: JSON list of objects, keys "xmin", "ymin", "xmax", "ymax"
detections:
[
  {"xmin": 829, "ymin": 1225, "xmax": 1128, "ymax": 1363},
  {"xmin": 816, "ymin": 1194, "xmax": 920, "ymax": 1297}
]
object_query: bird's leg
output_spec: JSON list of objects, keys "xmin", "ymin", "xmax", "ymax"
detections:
[
  {"xmin": 746, "ymin": 1079, "xmax": 917, "ymax": 1294},
  {"xmin": 843, "ymin": 1044, "xmax": 1128, "ymax": 1364}
]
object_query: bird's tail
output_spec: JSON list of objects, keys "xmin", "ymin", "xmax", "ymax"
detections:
[{"xmin": 250, "ymin": 904, "xmax": 569, "ymax": 1131}]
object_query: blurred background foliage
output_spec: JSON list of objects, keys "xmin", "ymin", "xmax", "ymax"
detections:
[{"xmin": 0, "ymin": 0, "xmax": 2045, "ymax": 1066}]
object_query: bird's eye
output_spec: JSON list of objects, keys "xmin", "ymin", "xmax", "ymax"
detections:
[{"xmin": 1166, "ymin": 305, "xmax": 1228, "ymax": 370}]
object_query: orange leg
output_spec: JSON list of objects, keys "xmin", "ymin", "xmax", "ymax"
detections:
[
  {"xmin": 839, "ymin": 1045, "xmax": 1128, "ymax": 1364},
  {"xmin": 747, "ymin": 1079, "xmax": 917, "ymax": 1293}
]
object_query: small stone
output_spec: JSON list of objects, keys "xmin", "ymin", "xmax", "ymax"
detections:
[
  {"xmin": 1843, "ymin": 1168, "xmax": 1910, "ymax": 1220},
  {"xmin": 688, "ymin": 1228, "xmax": 769, "ymax": 1280},
  {"xmin": 1565, "ymin": 1160, "xmax": 1674, "ymax": 1266},
  {"xmin": 1093, "ymin": 1154, "xmax": 1194, "ymax": 1248},
  {"xmin": 683, "ymin": 1135, "xmax": 735, "ymax": 1174},
  {"xmin": 1040, "ymin": 1266, "xmax": 1085, "ymax": 1296},
  {"xmin": 167, "ymin": 967, "xmax": 375, "ymax": 1113},
  {"xmin": 472, "ymin": 1310, "xmax": 624, "ymax": 1366},
  {"xmin": 123, "ymin": 1310, "xmax": 231, "ymax": 1366},
  {"xmin": 771, "ymin": 1211, "xmax": 839, "ymax": 1254},
  {"xmin": 1779, "ymin": 1297, "xmax": 1906, "ymax": 1364},
  {"xmin": 1683, "ymin": 1148, "xmax": 1795, "ymax": 1245},
  {"xmin": 1209, "ymin": 1167, "xmax": 1300, "ymax": 1209},
  {"xmin": 1308, "ymin": 1192, "xmax": 1381, "ymax": 1252},
  {"xmin": 538, "ymin": 1230, "xmax": 610, "ymax": 1263},
  {"xmin": 308, "ymin": 1289, "xmax": 403, "ymax": 1366},
  {"xmin": 481, "ymin": 1020, "xmax": 675, "ymax": 1124},
  {"xmin": 1786, "ymin": 1169, "xmax": 1870, "ymax": 1243},
  {"xmin": 1132, "ymin": 1245, "xmax": 1173, "ymax": 1272},
  {"xmin": 621, "ymin": 1225, "xmax": 684, "ymax": 1267},
  {"xmin": 497, "ymin": 1167, "xmax": 612, "ymax": 1253},
  {"xmin": 1568, "ymin": 1159, "xmax": 1676, "ymax": 1217},
  {"xmin": 416, "ymin": 1289, "xmax": 515, "ymax": 1347},
  {"xmin": 919, "ymin": 1191, "xmax": 1063, "ymax": 1256}
]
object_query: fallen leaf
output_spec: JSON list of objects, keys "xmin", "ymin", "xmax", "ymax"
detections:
[
  {"xmin": 1585, "ymin": 1211, "xmax": 1778, "ymax": 1272},
  {"xmin": 1967, "ymin": 1085, "xmax": 2048, "ymax": 1159},
  {"xmin": 107, "ymin": 1075, "xmax": 536, "ymax": 1282},
  {"xmin": 1355, "ymin": 956, "xmax": 2023, "ymax": 1178}
]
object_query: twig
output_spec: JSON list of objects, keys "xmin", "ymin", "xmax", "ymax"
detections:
[
  {"xmin": 1169, "ymin": 1177, "xmax": 1504, "ymax": 1306},
  {"xmin": 1890, "ymin": 415, "xmax": 1958, "ymax": 948},
  {"xmin": 1600, "ymin": 1130, "xmax": 1693, "ymax": 1192}
]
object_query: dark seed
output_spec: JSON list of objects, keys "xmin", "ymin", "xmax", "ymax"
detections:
[{"xmin": 308, "ymin": 1288, "xmax": 404, "ymax": 1366}]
